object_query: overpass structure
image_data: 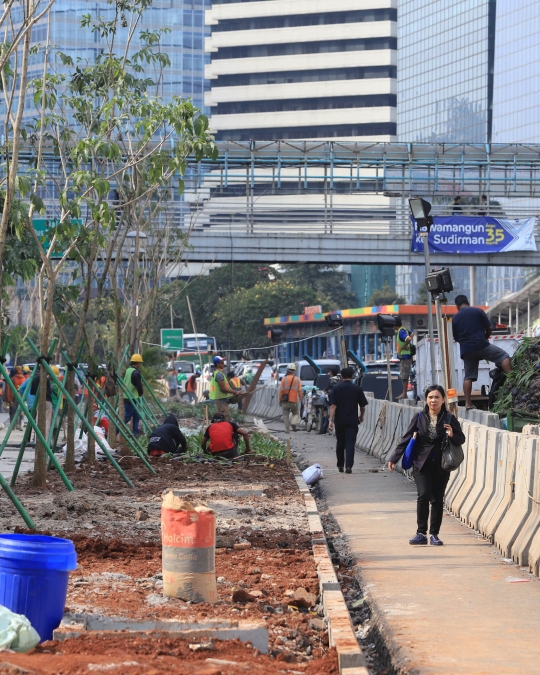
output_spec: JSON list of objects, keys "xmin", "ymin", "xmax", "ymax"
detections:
[{"xmin": 183, "ymin": 141, "xmax": 540, "ymax": 264}]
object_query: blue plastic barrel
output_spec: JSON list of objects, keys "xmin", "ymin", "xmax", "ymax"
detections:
[{"xmin": 0, "ymin": 534, "xmax": 77, "ymax": 641}]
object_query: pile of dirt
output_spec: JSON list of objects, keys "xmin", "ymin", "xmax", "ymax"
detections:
[{"xmin": 2, "ymin": 637, "xmax": 339, "ymax": 675}]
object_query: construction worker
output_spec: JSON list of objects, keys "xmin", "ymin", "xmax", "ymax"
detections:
[
  {"xmin": 22, "ymin": 365, "xmax": 31, "ymax": 380},
  {"xmin": 124, "ymin": 354, "xmax": 144, "ymax": 436},
  {"xmin": 201, "ymin": 412, "xmax": 251, "ymax": 459},
  {"xmin": 395, "ymin": 317, "xmax": 414, "ymax": 401},
  {"xmin": 7, "ymin": 366, "xmax": 26, "ymax": 431},
  {"xmin": 147, "ymin": 413, "xmax": 187, "ymax": 457},
  {"xmin": 279, "ymin": 363, "xmax": 303, "ymax": 433},
  {"xmin": 209, "ymin": 356, "xmax": 236, "ymax": 422},
  {"xmin": 185, "ymin": 372, "xmax": 200, "ymax": 404},
  {"xmin": 228, "ymin": 369, "xmax": 243, "ymax": 410}
]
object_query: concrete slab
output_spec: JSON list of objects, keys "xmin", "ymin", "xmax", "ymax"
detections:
[
  {"xmin": 274, "ymin": 420, "xmax": 540, "ymax": 675},
  {"xmin": 55, "ymin": 614, "xmax": 269, "ymax": 653}
]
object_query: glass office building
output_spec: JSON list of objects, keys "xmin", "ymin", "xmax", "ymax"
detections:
[
  {"xmin": 397, "ymin": 0, "xmax": 496, "ymax": 143},
  {"xmin": 20, "ymin": 0, "xmax": 210, "ymax": 118},
  {"xmin": 492, "ymin": 1, "xmax": 540, "ymax": 143}
]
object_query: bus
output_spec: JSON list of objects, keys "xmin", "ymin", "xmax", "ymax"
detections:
[{"xmin": 172, "ymin": 334, "xmax": 217, "ymax": 365}]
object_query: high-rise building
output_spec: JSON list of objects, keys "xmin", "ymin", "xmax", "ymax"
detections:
[
  {"xmin": 395, "ymin": 0, "xmax": 534, "ymax": 308},
  {"xmin": 22, "ymin": 0, "xmax": 210, "ymax": 117},
  {"xmin": 397, "ymin": 0, "xmax": 496, "ymax": 143},
  {"xmin": 492, "ymin": 1, "xmax": 540, "ymax": 144},
  {"xmin": 204, "ymin": 0, "xmax": 397, "ymax": 141}
]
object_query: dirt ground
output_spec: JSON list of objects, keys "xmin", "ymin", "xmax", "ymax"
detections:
[{"xmin": 0, "ymin": 457, "xmax": 340, "ymax": 674}]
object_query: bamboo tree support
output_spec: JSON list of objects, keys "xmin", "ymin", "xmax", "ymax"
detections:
[
  {"xmin": 0, "ymin": 356, "xmax": 74, "ymax": 492},
  {"xmin": 51, "ymin": 342, "xmax": 86, "ymax": 454},
  {"xmin": 66, "ymin": 357, "xmax": 155, "ymax": 475},
  {"xmin": 26, "ymin": 338, "xmax": 135, "ymax": 488},
  {"xmin": 139, "ymin": 372, "xmax": 168, "ymax": 416}
]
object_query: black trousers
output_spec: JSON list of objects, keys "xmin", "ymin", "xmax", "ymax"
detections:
[
  {"xmin": 335, "ymin": 424, "xmax": 358, "ymax": 469},
  {"xmin": 412, "ymin": 460, "xmax": 450, "ymax": 535}
]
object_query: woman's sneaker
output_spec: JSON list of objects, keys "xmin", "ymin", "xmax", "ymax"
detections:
[
  {"xmin": 409, "ymin": 533, "xmax": 428, "ymax": 545},
  {"xmin": 430, "ymin": 535, "xmax": 444, "ymax": 546}
]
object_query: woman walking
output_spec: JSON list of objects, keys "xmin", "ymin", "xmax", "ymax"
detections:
[{"xmin": 388, "ymin": 385, "xmax": 465, "ymax": 546}]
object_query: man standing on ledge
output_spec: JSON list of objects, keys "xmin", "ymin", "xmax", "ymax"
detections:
[
  {"xmin": 328, "ymin": 367, "xmax": 368, "ymax": 474},
  {"xmin": 209, "ymin": 356, "xmax": 236, "ymax": 422},
  {"xmin": 452, "ymin": 295, "xmax": 511, "ymax": 410}
]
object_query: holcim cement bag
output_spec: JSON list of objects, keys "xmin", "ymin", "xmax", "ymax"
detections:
[{"xmin": 161, "ymin": 491, "xmax": 217, "ymax": 603}]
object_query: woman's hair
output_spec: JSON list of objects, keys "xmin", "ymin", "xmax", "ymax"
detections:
[{"xmin": 424, "ymin": 384, "xmax": 446, "ymax": 399}]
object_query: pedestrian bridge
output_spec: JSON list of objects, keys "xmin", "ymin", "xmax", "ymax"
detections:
[{"xmin": 182, "ymin": 141, "xmax": 540, "ymax": 265}]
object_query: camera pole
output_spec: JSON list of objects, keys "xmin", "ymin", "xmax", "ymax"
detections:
[
  {"xmin": 434, "ymin": 294, "xmax": 448, "ymax": 391},
  {"xmin": 422, "ymin": 232, "xmax": 437, "ymax": 384},
  {"xmin": 384, "ymin": 337, "xmax": 393, "ymax": 401}
]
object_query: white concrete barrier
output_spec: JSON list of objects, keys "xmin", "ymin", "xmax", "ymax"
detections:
[
  {"xmin": 448, "ymin": 425, "xmax": 481, "ymax": 517},
  {"xmin": 459, "ymin": 426, "xmax": 490, "ymax": 526},
  {"xmin": 467, "ymin": 428, "xmax": 504, "ymax": 531},
  {"xmin": 497, "ymin": 436, "xmax": 538, "ymax": 559}
]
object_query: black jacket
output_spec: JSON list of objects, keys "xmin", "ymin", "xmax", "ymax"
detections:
[
  {"xmin": 147, "ymin": 413, "xmax": 187, "ymax": 455},
  {"xmin": 389, "ymin": 406, "xmax": 465, "ymax": 471}
]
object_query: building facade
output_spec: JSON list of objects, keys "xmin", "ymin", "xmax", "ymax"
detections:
[
  {"xmin": 397, "ymin": 0, "xmax": 496, "ymax": 143},
  {"xmin": 492, "ymin": 0, "xmax": 540, "ymax": 144},
  {"xmin": 204, "ymin": 0, "xmax": 397, "ymax": 141}
]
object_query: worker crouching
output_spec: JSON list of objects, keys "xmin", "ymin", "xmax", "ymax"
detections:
[
  {"xmin": 147, "ymin": 413, "xmax": 188, "ymax": 457},
  {"xmin": 201, "ymin": 412, "xmax": 251, "ymax": 459}
]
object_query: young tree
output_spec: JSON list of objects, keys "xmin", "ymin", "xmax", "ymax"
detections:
[{"xmin": 18, "ymin": 0, "xmax": 218, "ymax": 481}]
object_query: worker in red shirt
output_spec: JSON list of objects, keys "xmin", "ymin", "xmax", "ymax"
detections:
[{"xmin": 201, "ymin": 412, "xmax": 252, "ymax": 459}]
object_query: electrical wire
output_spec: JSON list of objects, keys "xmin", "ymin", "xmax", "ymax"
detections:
[{"xmin": 141, "ymin": 325, "xmax": 342, "ymax": 354}]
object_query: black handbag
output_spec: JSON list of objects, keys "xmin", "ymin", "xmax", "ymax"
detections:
[{"xmin": 441, "ymin": 414, "xmax": 464, "ymax": 471}]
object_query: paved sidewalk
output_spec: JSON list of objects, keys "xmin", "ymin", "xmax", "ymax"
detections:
[
  {"xmin": 0, "ymin": 412, "xmax": 36, "ymax": 481},
  {"xmin": 268, "ymin": 421, "xmax": 540, "ymax": 675}
]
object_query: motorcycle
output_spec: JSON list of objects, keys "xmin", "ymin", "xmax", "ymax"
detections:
[
  {"xmin": 311, "ymin": 386, "xmax": 330, "ymax": 434},
  {"xmin": 302, "ymin": 386, "xmax": 317, "ymax": 432}
]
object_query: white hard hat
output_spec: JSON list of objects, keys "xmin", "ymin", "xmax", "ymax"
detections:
[{"xmin": 287, "ymin": 363, "xmax": 296, "ymax": 371}]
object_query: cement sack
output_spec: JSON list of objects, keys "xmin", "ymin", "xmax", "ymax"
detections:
[
  {"xmin": 302, "ymin": 463, "xmax": 323, "ymax": 486},
  {"xmin": 161, "ymin": 491, "xmax": 217, "ymax": 603}
]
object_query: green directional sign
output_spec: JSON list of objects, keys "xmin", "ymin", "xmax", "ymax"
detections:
[
  {"xmin": 33, "ymin": 218, "xmax": 82, "ymax": 258},
  {"xmin": 161, "ymin": 329, "xmax": 183, "ymax": 351}
]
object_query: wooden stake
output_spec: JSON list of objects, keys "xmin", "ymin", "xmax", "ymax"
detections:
[
  {"xmin": 286, "ymin": 438, "xmax": 291, "ymax": 465},
  {"xmin": 205, "ymin": 405, "xmax": 209, "ymax": 427}
]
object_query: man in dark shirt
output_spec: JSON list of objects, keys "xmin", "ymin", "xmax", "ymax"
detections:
[
  {"xmin": 147, "ymin": 413, "xmax": 188, "ymax": 457},
  {"xmin": 328, "ymin": 367, "xmax": 368, "ymax": 474},
  {"xmin": 452, "ymin": 294, "xmax": 511, "ymax": 409}
]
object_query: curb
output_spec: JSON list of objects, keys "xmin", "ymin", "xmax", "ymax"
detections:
[{"xmin": 295, "ymin": 474, "xmax": 369, "ymax": 675}]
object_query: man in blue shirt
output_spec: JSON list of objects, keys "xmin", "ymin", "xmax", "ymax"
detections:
[{"xmin": 452, "ymin": 295, "xmax": 511, "ymax": 409}]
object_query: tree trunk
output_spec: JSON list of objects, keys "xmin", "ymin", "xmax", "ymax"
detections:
[
  {"xmin": 86, "ymin": 381, "xmax": 95, "ymax": 462},
  {"xmin": 64, "ymin": 368, "xmax": 76, "ymax": 472},
  {"xmin": 32, "ymin": 362, "xmax": 48, "ymax": 487}
]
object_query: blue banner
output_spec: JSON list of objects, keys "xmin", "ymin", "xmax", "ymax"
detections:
[{"xmin": 411, "ymin": 216, "xmax": 537, "ymax": 254}]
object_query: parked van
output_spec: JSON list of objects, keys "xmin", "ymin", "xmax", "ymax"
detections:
[{"xmin": 294, "ymin": 359, "xmax": 341, "ymax": 387}]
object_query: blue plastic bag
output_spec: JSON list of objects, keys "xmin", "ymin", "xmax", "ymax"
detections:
[{"xmin": 402, "ymin": 413, "xmax": 421, "ymax": 471}]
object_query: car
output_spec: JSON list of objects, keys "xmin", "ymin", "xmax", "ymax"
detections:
[
  {"xmin": 236, "ymin": 362, "xmax": 273, "ymax": 384},
  {"xmin": 294, "ymin": 359, "xmax": 341, "ymax": 387}
]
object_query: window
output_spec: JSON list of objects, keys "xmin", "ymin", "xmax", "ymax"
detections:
[
  {"xmin": 213, "ymin": 37, "xmax": 397, "ymax": 60},
  {"xmin": 216, "ymin": 123, "xmax": 397, "ymax": 141},
  {"xmin": 214, "ymin": 94, "xmax": 396, "ymax": 115},
  {"xmin": 213, "ymin": 65, "xmax": 397, "ymax": 87}
]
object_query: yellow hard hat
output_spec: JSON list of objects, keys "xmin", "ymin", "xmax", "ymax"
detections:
[
  {"xmin": 130, "ymin": 354, "xmax": 143, "ymax": 363},
  {"xmin": 22, "ymin": 366, "xmax": 30, "ymax": 373},
  {"xmin": 51, "ymin": 366, "xmax": 60, "ymax": 375}
]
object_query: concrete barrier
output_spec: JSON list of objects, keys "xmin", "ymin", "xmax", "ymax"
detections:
[
  {"xmin": 467, "ymin": 428, "xmax": 504, "ymax": 531},
  {"xmin": 510, "ymin": 436, "xmax": 540, "ymax": 566},
  {"xmin": 459, "ymin": 426, "xmax": 490, "ymax": 526},
  {"xmin": 496, "ymin": 435, "xmax": 538, "ymax": 559},
  {"xmin": 444, "ymin": 422, "xmax": 472, "ymax": 507},
  {"xmin": 448, "ymin": 425, "xmax": 481, "ymax": 517},
  {"xmin": 479, "ymin": 432, "xmax": 520, "ymax": 541}
]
